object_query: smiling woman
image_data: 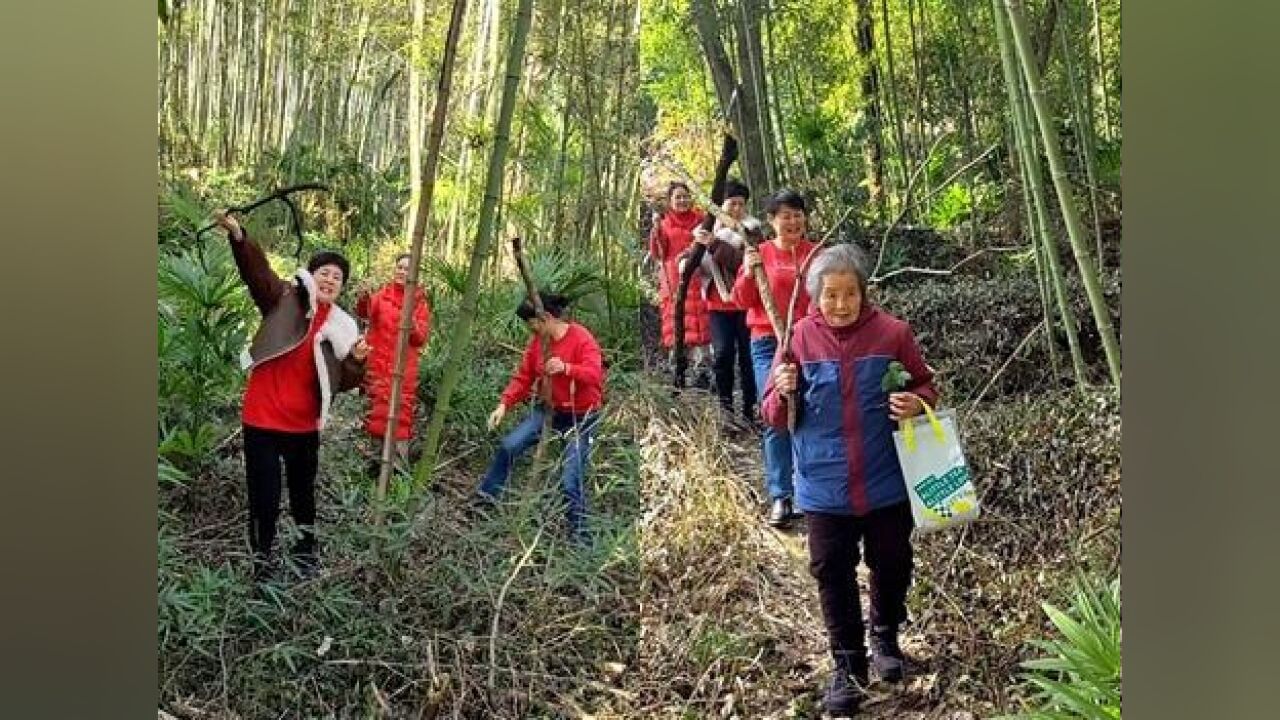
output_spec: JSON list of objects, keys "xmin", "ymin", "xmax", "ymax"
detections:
[
  {"xmin": 212, "ymin": 212, "xmax": 370, "ymax": 582},
  {"xmin": 730, "ymin": 187, "xmax": 818, "ymax": 527},
  {"xmin": 762, "ymin": 240, "xmax": 938, "ymax": 715}
]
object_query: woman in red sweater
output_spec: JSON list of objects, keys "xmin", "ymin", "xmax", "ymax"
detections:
[
  {"xmin": 355, "ymin": 253, "xmax": 432, "ymax": 467},
  {"xmin": 474, "ymin": 292, "xmax": 606, "ymax": 542},
  {"xmin": 649, "ymin": 181, "xmax": 712, "ymax": 378},
  {"xmin": 213, "ymin": 212, "xmax": 370, "ymax": 581},
  {"xmin": 730, "ymin": 188, "xmax": 819, "ymax": 527}
]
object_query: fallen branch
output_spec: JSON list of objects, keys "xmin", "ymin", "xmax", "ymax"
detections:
[
  {"xmin": 488, "ymin": 524, "xmax": 545, "ymax": 689},
  {"xmin": 962, "ymin": 320, "xmax": 1046, "ymax": 415},
  {"xmin": 870, "ymin": 136, "xmax": 1000, "ymax": 281},
  {"xmin": 871, "ymin": 246, "xmax": 1022, "ymax": 284}
]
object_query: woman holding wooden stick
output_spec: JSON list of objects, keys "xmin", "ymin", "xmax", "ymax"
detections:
[
  {"xmin": 649, "ymin": 181, "xmax": 712, "ymax": 383},
  {"xmin": 762, "ymin": 242, "xmax": 938, "ymax": 715},
  {"xmin": 473, "ymin": 292, "xmax": 606, "ymax": 542},
  {"xmin": 211, "ymin": 212, "xmax": 370, "ymax": 582},
  {"xmin": 690, "ymin": 178, "xmax": 757, "ymax": 425},
  {"xmin": 730, "ymin": 188, "xmax": 818, "ymax": 527}
]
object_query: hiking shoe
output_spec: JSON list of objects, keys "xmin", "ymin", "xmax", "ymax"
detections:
[
  {"xmin": 251, "ymin": 556, "xmax": 275, "ymax": 584},
  {"xmin": 693, "ymin": 369, "xmax": 712, "ymax": 390},
  {"xmin": 767, "ymin": 497, "xmax": 794, "ymax": 527},
  {"xmin": 870, "ymin": 625, "xmax": 905, "ymax": 682},
  {"xmin": 824, "ymin": 652, "xmax": 869, "ymax": 717},
  {"xmin": 468, "ymin": 490, "xmax": 498, "ymax": 518}
]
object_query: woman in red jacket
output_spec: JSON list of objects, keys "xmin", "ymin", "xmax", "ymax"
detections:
[
  {"xmin": 212, "ymin": 212, "xmax": 370, "ymax": 582},
  {"xmin": 690, "ymin": 178, "xmax": 757, "ymax": 423},
  {"xmin": 731, "ymin": 188, "xmax": 819, "ymax": 527},
  {"xmin": 355, "ymin": 254, "xmax": 432, "ymax": 467},
  {"xmin": 649, "ymin": 182, "xmax": 712, "ymax": 377},
  {"xmin": 474, "ymin": 292, "xmax": 606, "ymax": 542}
]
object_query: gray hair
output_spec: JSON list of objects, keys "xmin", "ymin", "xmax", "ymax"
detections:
[{"xmin": 805, "ymin": 242, "xmax": 869, "ymax": 299}]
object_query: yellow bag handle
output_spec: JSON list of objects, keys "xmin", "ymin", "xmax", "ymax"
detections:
[{"xmin": 899, "ymin": 394, "xmax": 945, "ymax": 452}]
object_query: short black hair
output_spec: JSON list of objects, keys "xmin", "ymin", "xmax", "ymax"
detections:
[
  {"xmin": 723, "ymin": 178, "xmax": 750, "ymax": 201},
  {"xmin": 516, "ymin": 290, "xmax": 570, "ymax": 321},
  {"xmin": 764, "ymin": 188, "xmax": 807, "ymax": 216},
  {"xmin": 667, "ymin": 181, "xmax": 691, "ymax": 198},
  {"xmin": 306, "ymin": 250, "xmax": 351, "ymax": 283}
]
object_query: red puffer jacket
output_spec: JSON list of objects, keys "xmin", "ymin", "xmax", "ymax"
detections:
[
  {"xmin": 355, "ymin": 283, "xmax": 432, "ymax": 440},
  {"xmin": 648, "ymin": 209, "xmax": 712, "ymax": 347}
]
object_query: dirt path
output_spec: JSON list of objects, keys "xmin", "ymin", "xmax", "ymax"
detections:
[{"xmin": 630, "ymin": 380, "xmax": 979, "ymax": 719}]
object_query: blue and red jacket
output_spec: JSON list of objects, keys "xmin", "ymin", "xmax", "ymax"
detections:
[{"xmin": 760, "ymin": 305, "xmax": 939, "ymax": 516}]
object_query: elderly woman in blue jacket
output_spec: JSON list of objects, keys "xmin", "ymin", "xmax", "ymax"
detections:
[{"xmin": 761, "ymin": 242, "xmax": 938, "ymax": 717}]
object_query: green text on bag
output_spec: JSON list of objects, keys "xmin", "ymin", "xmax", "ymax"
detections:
[{"xmin": 914, "ymin": 466, "xmax": 971, "ymax": 509}]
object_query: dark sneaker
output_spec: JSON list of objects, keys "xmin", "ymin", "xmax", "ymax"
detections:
[
  {"xmin": 468, "ymin": 490, "xmax": 498, "ymax": 518},
  {"xmin": 767, "ymin": 497, "xmax": 794, "ymax": 527},
  {"xmin": 693, "ymin": 369, "xmax": 712, "ymax": 390},
  {"xmin": 251, "ymin": 556, "xmax": 275, "ymax": 584},
  {"xmin": 291, "ymin": 553, "xmax": 320, "ymax": 581},
  {"xmin": 870, "ymin": 625, "xmax": 905, "ymax": 682},
  {"xmin": 824, "ymin": 652, "xmax": 869, "ymax": 717}
]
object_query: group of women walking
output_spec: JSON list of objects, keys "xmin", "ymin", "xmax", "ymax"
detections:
[
  {"xmin": 209, "ymin": 164, "xmax": 942, "ymax": 715},
  {"xmin": 648, "ymin": 177, "xmax": 940, "ymax": 716}
]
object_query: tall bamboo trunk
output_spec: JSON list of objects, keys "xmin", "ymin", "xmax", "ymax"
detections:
[
  {"xmin": 763, "ymin": 6, "xmax": 792, "ymax": 187},
  {"xmin": 992, "ymin": 0, "xmax": 1086, "ymax": 386},
  {"xmin": 1004, "ymin": 0, "xmax": 1121, "ymax": 388},
  {"xmin": 420, "ymin": 0, "xmax": 537, "ymax": 479},
  {"xmin": 406, "ymin": 0, "xmax": 427, "ymax": 238},
  {"xmin": 879, "ymin": 0, "xmax": 910, "ymax": 213},
  {"xmin": 1089, "ymin": 0, "xmax": 1112, "ymax": 140},
  {"xmin": 1052, "ymin": 0, "xmax": 1105, "ymax": 272},
  {"xmin": 369, "ymin": 0, "xmax": 470, "ymax": 506}
]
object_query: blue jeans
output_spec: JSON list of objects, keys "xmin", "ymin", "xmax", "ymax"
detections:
[
  {"xmin": 750, "ymin": 336, "xmax": 794, "ymax": 500},
  {"xmin": 478, "ymin": 407, "xmax": 601, "ymax": 537}
]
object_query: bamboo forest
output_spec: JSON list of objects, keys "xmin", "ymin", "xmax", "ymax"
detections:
[{"xmin": 157, "ymin": 0, "xmax": 1120, "ymax": 717}]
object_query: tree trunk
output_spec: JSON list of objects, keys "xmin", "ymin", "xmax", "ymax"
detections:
[
  {"xmin": 420, "ymin": 0, "xmax": 537, "ymax": 480},
  {"xmin": 763, "ymin": 6, "xmax": 792, "ymax": 188},
  {"xmin": 1052, "ymin": 0, "xmax": 1105, "ymax": 272},
  {"xmin": 879, "ymin": 0, "xmax": 911, "ymax": 211},
  {"xmin": 733, "ymin": 0, "xmax": 776, "ymax": 189},
  {"xmin": 1089, "ymin": 0, "xmax": 1112, "ymax": 140},
  {"xmin": 406, "ymin": 0, "xmax": 427, "ymax": 239},
  {"xmin": 688, "ymin": 0, "xmax": 769, "ymax": 195},
  {"xmin": 855, "ymin": 0, "xmax": 887, "ymax": 220}
]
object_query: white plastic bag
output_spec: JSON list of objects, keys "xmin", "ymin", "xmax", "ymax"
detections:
[{"xmin": 892, "ymin": 400, "xmax": 979, "ymax": 533}]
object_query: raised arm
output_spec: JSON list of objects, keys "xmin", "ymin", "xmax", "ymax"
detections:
[{"xmin": 216, "ymin": 212, "xmax": 287, "ymax": 315}]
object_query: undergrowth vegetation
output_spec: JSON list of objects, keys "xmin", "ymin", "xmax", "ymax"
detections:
[{"xmin": 158, "ymin": 167, "xmax": 1121, "ymax": 716}]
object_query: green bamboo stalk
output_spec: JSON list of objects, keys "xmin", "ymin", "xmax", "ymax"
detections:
[
  {"xmin": 1011, "ymin": 129, "xmax": 1060, "ymax": 378},
  {"xmin": 419, "ymin": 0, "xmax": 537, "ymax": 482},
  {"xmin": 992, "ymin": 0, "xmax": 1086, "ymax": 386},
  {"xmin": 1052, "ymin": 0, "xmax": 1106, "ymax": 273},
  {"xmin": 371, "ymin": 0, "xmax": 469, "ymax": 514},
  {"xmin": 1004, "ymin": 0, "xmax": 1121, "ymax": 388}
]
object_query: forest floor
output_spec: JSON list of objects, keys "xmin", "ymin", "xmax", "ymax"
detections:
[{"xmin": 160, "ymin": 265, "xmax": 1119, "ymax": 719}]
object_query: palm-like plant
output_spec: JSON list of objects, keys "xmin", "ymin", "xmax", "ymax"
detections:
[{"xmin": 1000, "ymin": 574, "xmax": 1122, "ymax": 719}]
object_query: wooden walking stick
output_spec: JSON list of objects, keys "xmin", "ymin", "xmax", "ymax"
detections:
[
  {"xmin": 509, "ymin": 236, "xmax": 555, "ymax": 464},
  {"xmin": 672, "ymin": 132, "xmax": 739, "ymax": 389},
  {"xmin": 737, "ymin": 217, "xmax": 798, "ymax": 430}
]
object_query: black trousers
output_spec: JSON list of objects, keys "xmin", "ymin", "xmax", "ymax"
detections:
[
  {"xmin": 708, "ymin": 309, "xmax": 757, "ymax": 417},
  {"xmin": 805, "ymin": 502, "xmax": 915, "ymax": 667},
  {"xmin": 242, "ymin": 424, "xmax": 320, "ymax": 562}
]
